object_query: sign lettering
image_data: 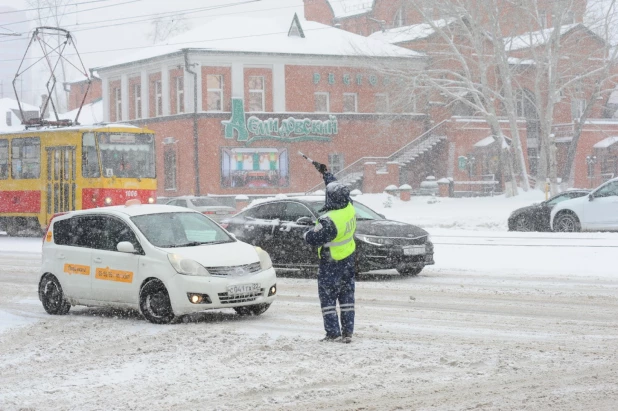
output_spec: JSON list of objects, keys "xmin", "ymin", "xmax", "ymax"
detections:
[
  {"xmin": 64, "ymin": 264, "xmax": 90, "ymax": 276},
  {"xmin": 95, "ymin": 267, "xmax": 134, "ymax": 283},
  {"xmin": 223, "ymin": 99, "xmax": 338, "ymax": 145}
]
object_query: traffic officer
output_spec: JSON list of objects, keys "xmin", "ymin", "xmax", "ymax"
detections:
[{"xmin": 304, "ymin": 161, "xmax": 357, "ymax": 344}]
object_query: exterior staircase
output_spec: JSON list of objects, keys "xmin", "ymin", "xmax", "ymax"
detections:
[{"xmin": 307, "ymin": 120, "xmax": 449, "ymax": 193}]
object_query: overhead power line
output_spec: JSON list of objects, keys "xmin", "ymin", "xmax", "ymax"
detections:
[{"xmin": 0, "ymin": 0, "xmax": 115, "ymax": 15}]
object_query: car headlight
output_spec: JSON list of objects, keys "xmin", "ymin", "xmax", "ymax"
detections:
[
  {"xmin": 255, "ymin": 247, "xmax": 272, "ymax": 270},
  {"xmin": 357, "ymin": 234, "xmax": 390, "ymax": 246},
  {"xmin": 168, "ymin": 253, "xmax": 210, "ymax": 276}
]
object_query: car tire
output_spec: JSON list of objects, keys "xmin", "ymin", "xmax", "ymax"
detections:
[
  {"xmin": 233, "ymin": 303, "xmax": 271, "ymax": 316},
  {"xmin": 554, "ymin": 213, "xmax": 581, "ymax": 232},
  {"xmin": 514, "ymin": 215, "xmax": 535, "ymax": 232},
  {"xmin": 39, "ymin": 274, "xmax": 71, "ymax": 315},
  {"xmin": 396, "ymin": 266, "xmax": 424, "ymax": 276},
  {"xmin": 139, "ymin": 279, "xmax": 175, "ymax": 324}
]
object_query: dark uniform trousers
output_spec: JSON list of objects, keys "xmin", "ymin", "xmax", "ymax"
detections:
[{"xmin": 318, "ymin": 253, "xmax": 356, "ymax": 337}]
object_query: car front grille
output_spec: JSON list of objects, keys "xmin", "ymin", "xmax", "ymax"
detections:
[
  {"xmin": 205, "ymin": 262, "xmax": 262, "ymax": 277},
  {"xmin": 389, "ymin": 236, "xmax": 427, "ymax": 246},
  {"xmin": 218, "ymin": 289, "xmax": 265, "ymax": 304}
]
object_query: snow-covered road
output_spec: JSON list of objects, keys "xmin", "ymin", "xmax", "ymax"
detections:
[{"xmin": 1, "ymin": 233, "xmax": 618, "ymax": 411}]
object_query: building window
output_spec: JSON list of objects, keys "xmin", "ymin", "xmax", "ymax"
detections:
[
  {"xmin": 134, "ymin": 84, "xmax": 142, "ymax": 119},
  {"xmin": 394, "ymin": 7, "xmax": 405, "ymax": 27},
  {"xmin": 248, "ymin": 76, "xmax": 265, "ymax": 112},
  {"xmin": 571, "ymin": 99, "xmax": 585, "ymax": 119},
  {"xmin": 328, "ymin": 153, "xmax": 344, "ymax": 175},
  {"xmin": 343, "ymin": 93, "xmax": 358, "ymax": 113},
  {"xmin": 164, "ymin": 147, "xmax": 177, "ymax": 190},
  {"xmin": 11, "ymin": 137, "xmax": 40, "ymax": 179},
  {"xmin": 176, "ymin": 76, "xmax": 184, "ymax": 114},
  {"xmin": 314, "ymin": 92, "xmax": 329, "ymax": 112},
  {"xmin": 0, "ymin": 139, "xmax": 8, "ymax": 179},
  {"xmin": 539, "ymin": 10, "xmax": 547, "ymax": 29},
  {"xmin": 375, "ymin": 94, "xmax": 389, "ymax": 113},
  {"xmin": 155, "ymin": 80, "xmax": 162, "ymax": 116},
  {"xmin": 5, "ymin": 111, "xmax": 11, "ymax": 127},
  {"xmin": 207, "ymin": 75, "xmax": 223, "ymax": 111},
  {"xmin": 113, "ymin": 87, "xmax": 121, "ymax": 122},
  {"xmin": 564, "ymin": 10, "xmax": 574, "ymax": 24}
]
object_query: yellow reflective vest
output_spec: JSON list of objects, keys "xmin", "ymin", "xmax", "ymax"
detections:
[{"xmin": 318, "ymin": 203, "xmax": 356, "ymax": 261}]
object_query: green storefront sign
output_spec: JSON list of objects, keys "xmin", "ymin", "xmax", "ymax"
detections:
[{"xmin": 223, "ymin": 98, "xmax": 338, "ymax": 145}]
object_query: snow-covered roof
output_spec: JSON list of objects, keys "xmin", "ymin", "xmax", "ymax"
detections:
[
  {"xmin": 96, "ymin": 14, "xmax": 421, "ymax": 71},
  {"xmin": 61, "ymin": 99, "xmax": 103, "ymax": 125},
  {"xmin": 0, "ymin": 98, "xmax": 41, "ymax": 132},
  {"xmin": 369, "ymin": 20, "xmax": 451, "ymax": 44},
  {"xmin": 504, "ymin": 24, "xmax": 581, "ymax": 51},
  {"xmin": 328, "ymin": 0, "xmax": 374, "ymax": 19},
  {"xmin": 593, "ymin": 136, "xmax": 618, "ymax": 148}
]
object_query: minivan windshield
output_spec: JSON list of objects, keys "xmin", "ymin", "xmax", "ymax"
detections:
[
  {"xmin": 308, "ymin": 200, "xmax": 384, "ymax": 220},
  {"xmin": 131, "ymin": 212, "xmax": 233, "ymax": 248}
]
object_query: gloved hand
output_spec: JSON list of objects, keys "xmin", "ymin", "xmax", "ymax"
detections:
[{"xmin": 312, "ymin": 161, "xmax": 327, "ymax": 175}]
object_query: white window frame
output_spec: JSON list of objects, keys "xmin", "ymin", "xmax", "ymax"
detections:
[
  {"xmin": 394, "ymin": 7, "xmax": 405, "ymax": 27},
  {"xmin": 328, "ymin": 153, "xmax": 344, "ymax": 175},
  {"xmin": 539, "ymin": 10, "xmax": 547, "ymax": 29},
  {"xmin": 375, "ymin": 93, "xmax": 389, "ymax": 113},
  {"xmin": 248, "ymin": 76, "xmax": 265, "ymax": 112},
  {"xmin": 164, "ymin": 146, "xmax": 177, "ymax": 191},
  {"xmin": 176, "ymin": 76, "xmax": 184, "ymax": 114},
  {"xmin": 314, "ymin": 92, "xmax": 330, "ymax": 113},
  {"xmin": 343, "ymin": 93, "xmax": 358, "ymax": 113},
  {"xmin": 114, "ymin": 87, "xmax": 122, "ymax": 122},
  {"xmin": 155, "ymin": 80, "xmax": 162, "ymax": 117},
  {"xmin": 206, "ymin": 74, "xmax": 224, "ymax": 112},
  {"xmin": 134, "ymin": 84, "xmax": 142, "ymax": 119}
]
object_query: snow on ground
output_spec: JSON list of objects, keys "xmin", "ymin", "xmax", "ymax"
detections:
[{"xmin": 1, "ymin": 191, "xmax": 618, "ymax": 410}]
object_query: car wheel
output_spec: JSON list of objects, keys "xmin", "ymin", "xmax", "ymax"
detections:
[
  {"xmin": 39, "ymin": 274, "xmax": 71, "ymax": 315},
  {"xmin": 514, "ymin": 215, "xmax": 535, "ymax": 232},
  {"xmin": 554, "ymin": 213, "xmax": 581, "ymax": 232},
  {"xmin": 139, "ymin": 279, "xmax": 175, "ymax": 324},
  {"xmin": 396, "ymin": 266, "xmax": 424, "ymax": 276},
  {"xmin": 234, "ymin": 303, "xmax": 271, "ymax": 316}
]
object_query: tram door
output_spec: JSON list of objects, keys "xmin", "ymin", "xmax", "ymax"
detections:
[{"xmin": 46, "ymin": 146, "xmax": 76, "ymax": 217}]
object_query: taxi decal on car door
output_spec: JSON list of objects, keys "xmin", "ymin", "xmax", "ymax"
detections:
[
  {"xmin": 95, "ymin": 267, "xmax": 134, "ymax": 283},
  {"xmin": 64, "ymin": 264, "xmax": 91, "ymax": 276}
]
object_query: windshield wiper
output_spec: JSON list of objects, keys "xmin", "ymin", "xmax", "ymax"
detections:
[
  {"xmin": 356, "ymin": 217, "xmax": 375, "ymax": 221},
  {"xmin": 165, "ymin": 241, "xmax": 210, "ymax": 248}
]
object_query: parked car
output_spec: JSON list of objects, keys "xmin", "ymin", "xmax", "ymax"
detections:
[
  {"xmin": 165, "ymin": 196, "xmax": 236, "ymax": 222},
  {"xmin": 551, "ymin": 177, "xmax": 618, "ymax": 232},
  {"xmin": 221, "ymin": 196, "xmax": 434, "ymax": 276},
  {"xmin": 508, "ymin": 189, "xmax": 590, "ymax": 232},
  {"xmin": 38, "ymin": 201, "xmax": 277, "ymax": 324}
]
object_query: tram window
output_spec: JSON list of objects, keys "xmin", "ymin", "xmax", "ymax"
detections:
[
  {"xmin": 0, "ymin": 139, "xmax": 8, "ymax": 179},
  {"xmin": 11, "ymin": 137, "xmax": 40, "ymax": 179},
  {"xmin": 82, "ymin": 132, "xmax": 100, "ymax": 177}
]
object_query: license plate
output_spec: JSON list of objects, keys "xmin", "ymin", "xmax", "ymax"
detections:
[
  {"xmin": 403, "ymin": 245, "xmax": 425, "ymax": 256},
  {"xmin": 227, "ymin": 283, "xmax": 261, "ymax": 296}
]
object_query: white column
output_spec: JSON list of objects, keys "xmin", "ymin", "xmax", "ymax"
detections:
[
  {"xmin": 140, "ymin": 70, "xmax": 149, "ymax": 119},
  {"xmin": 120, "ymin": 74, "xmax": 129, "ymax": 121},
  {"xmin": 196, "ymin": 64, "xmax": 203, "ymax": 112},
  {"xmin": 231, "ymin": 62, "xmax": 244, "ymax": 100},
  {"xmin": 102, "ymin": 77, "xmax": 110, "ymax": 122},
  {"xmin": 273, "ymin": 63, "xmax": 286, "ymax": 112},
  {"xmin": 161, "ymin": 65, "xmax": 170, "ymax": 116}
]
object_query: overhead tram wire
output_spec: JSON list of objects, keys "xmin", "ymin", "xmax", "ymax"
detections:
[
  {"xmin": 0, "ymin": 0, "xmax": 143, "ymax": 28},
  {"xmin": 0, "ymin": 0, "xmax": 264, "ymax": 44},
  {"xmin": 0, "ymin": 0, "xmax": 116, "ymax": 15},
  {"xmin": 0, "ymin": 25, "xmax": 337, "ymax": 64}
]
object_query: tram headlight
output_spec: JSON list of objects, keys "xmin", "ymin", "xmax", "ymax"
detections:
[
  {"xmin": 148, "ymin": 197, "xmax": 155, "ymax": 204},
  {"xmin": 104, "ymin": 197, "xmax": 113, "ymax": 206}
]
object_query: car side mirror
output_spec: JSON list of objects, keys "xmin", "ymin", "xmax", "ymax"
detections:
[
  {"xmin": 296, "ymin": 216, "xmax": 314, "ymax": 226},
  {"xmin": 589, "ymin": 193, "xmax": 594, "ymax": 201},
  {"xmin": 117, "ymin": 241, "xmax": 136, "ymax": 253}
]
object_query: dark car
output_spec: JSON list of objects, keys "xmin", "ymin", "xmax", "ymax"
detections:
[
  {"xmin": 221, "ymin": 196, "xmax": 434, "ymax": 276},
  {"xmin": 508, "ymin": 189, "xmax": 590, "ymax": 232}
]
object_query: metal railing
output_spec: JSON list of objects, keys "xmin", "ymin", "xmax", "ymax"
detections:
[{"xmin": 306, "ymin": 120, "xmax": 449, "ymax": 193}]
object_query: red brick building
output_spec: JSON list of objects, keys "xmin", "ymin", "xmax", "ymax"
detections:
[{"xmin": 94, "ymin": 14, "xmax": 432, "ymax": 197}]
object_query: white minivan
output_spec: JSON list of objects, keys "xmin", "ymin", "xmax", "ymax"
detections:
[
  {"xmin": 39, "ymin": 201, "xmax": 277, "ymax": 324},
  {"xmin": 551, "ymin": 177, "xmax": 618, "ymax": 232}
]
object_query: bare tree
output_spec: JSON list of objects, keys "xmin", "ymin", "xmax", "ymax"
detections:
[{"xmin": 149, "ymin": 16, "xmax": 190, "ymax": 44}]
